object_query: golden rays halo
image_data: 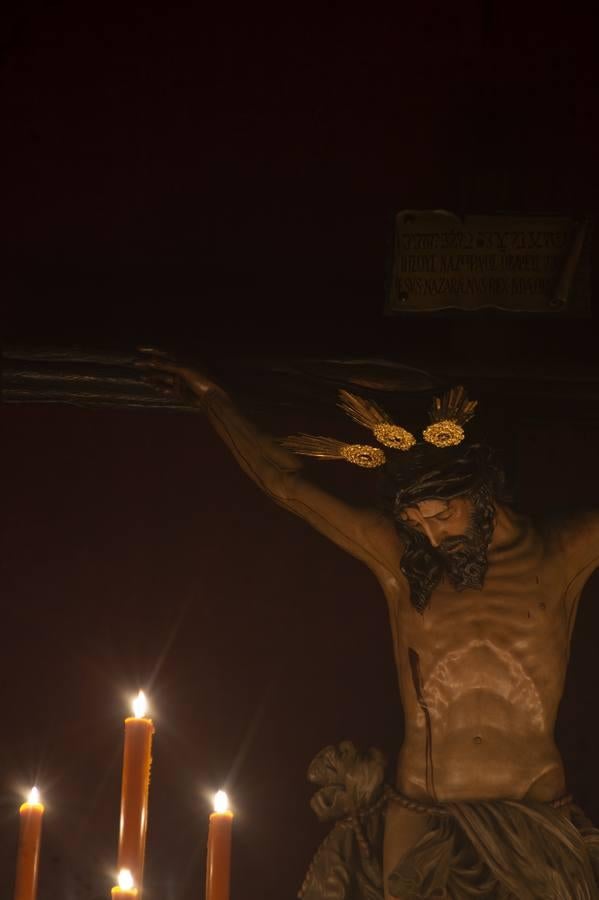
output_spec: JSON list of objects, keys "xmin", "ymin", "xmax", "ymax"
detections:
[
  {"xmin": 423, "ymin": 385, "xmax": 477, "ymax": 448},
  {"xmin": 422, "ymin": 420, "xmax": 465, "ymax": 448},
  {"xmin": 281, "ymin": 435, "xmax": 386, "ymax": 468},
  {"xmin": 337, "ymin": 390, "xmax": 416, "ymax": 451},
  {"xmin": 282, "ymin": 386, "xmax": 477, "ymax": 467}
]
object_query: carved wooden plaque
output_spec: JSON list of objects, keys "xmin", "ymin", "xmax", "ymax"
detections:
[{"xmin": 386, "ymin": 211, "xmax": 590, "ymax": 314}]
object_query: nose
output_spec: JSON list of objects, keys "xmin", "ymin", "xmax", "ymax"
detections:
[{"xmin": 421, "ymin": 521, "xmax": 444, "ymax": 547}]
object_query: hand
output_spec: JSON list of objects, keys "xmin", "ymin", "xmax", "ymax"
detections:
[{"xmin": 135, "ymin": 347, "xmax": 222, "ymax": 400}]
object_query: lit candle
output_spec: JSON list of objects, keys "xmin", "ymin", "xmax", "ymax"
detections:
[
  {"xmin": 205, "ymin": 790, "xmax": 233, "ymax": 900},
  {"xmin": 111, "ymin": 868, "xmax": 138, "ymax": 899},
  {"xmin": 117, "ymin": 691, "xmax": 154, "ymax": 896},
  {"xmin": 13, "ymin": 787, "xmax": 44, "ymax": 900}
]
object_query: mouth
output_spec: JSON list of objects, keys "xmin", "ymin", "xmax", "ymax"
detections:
[{"xmin": 442, "ymin": 541, "xmax": 465, "ymax": 554}]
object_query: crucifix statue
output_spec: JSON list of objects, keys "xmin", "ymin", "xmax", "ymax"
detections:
[{"xmin": 140, "ymin": 351, "xmax": 599, "ymax": 899}]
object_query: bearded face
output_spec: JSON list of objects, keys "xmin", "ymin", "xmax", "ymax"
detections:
[{"xmin": 394, "ymin": 486, "xmax": 496, "ymax": 613}]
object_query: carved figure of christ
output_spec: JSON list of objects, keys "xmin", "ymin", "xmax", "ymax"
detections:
[{"xmin": 140, "ymin": 356, "xmax": 599, "ymax": 898}]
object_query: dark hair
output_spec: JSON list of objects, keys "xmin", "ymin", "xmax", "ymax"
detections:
[
  {"xmin": 378, "ymin": 443, "xmax": 508, "ymax": 613},
  {"xmin": 378, "ymin": 442, "xmax": 508, "ymax": 517}
]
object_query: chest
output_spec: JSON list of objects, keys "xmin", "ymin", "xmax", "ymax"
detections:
[{"xmin": 392, "ymin": 546, "xmax": 571, "ymax": 688}]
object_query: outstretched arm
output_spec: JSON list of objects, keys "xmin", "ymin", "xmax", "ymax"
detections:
[
  {"xmin": 550, "ymin": 508, "xmax": 599, "ymax": 642},
  {"xmin": 139, "ymin": 355, "xmax": 400, "ymax": 579},
  {"xmin": 560, "ymin": 510, "xmax": 599, "ymax": 596}
]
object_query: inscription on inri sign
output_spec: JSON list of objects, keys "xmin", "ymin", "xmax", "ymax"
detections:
[{"xmin": 387, "ymin": 211, "xmax": 590, "ymax": 314}]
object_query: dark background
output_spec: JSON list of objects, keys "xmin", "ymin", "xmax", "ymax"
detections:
[{"xmin": 2, "ymin": 3, "xmax": 599, "ymax": 898}]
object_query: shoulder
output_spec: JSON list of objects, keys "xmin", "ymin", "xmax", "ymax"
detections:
[
  {"xmin": 544, "ymin": 509, "xmax": 599, "ymax": 545},
  {"xmin": 541, "ymin": 509, "xmax": 599, "ymax": 579}
]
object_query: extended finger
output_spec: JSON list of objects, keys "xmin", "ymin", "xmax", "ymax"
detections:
[
  {"xmin": 141, "ymin": 372, "xmax": 177, "ymax": 387},
  {"xmin": 141, "ymin": 376, "xmax": 179, "ymax": 396},
  {"xmin": 134, "ymin": 356, "xmax": 182, "ymax": 373},
  {"xmin": 137, "ymin": 346, "xmax": 171, "ymax": 357}
]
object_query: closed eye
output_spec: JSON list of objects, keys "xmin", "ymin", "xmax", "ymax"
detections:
[{"xmin": 405, "ymin": 521, "xmax": 423, "ymax": 533}]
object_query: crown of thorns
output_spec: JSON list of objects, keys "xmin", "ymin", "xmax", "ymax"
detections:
[{"xmin": 282, "ymin": 386, "xmax": 477, "ymax": 469}]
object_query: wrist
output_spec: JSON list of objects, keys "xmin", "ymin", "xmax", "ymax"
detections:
[{"xmin": 199, "ymin": 384, "xmax": 229, "ymax": 407}]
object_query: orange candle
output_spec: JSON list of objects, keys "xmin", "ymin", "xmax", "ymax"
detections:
[
  {"xmin": 117, "ymin": 691, "xmax": 154, "ymax": 895},
  {"xmin": 14, "ymin": 787, "xmax": 44, "ymax": 900},
  {"xmin": 205, "ymin": 791, "xmax": 233, "ymax": 900},
  {"xmin": 111, "ymin": 868, "xmax": 138, "ymax": 900}
]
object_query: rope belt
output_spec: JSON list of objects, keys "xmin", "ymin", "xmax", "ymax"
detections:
[{"xmin": 386, "ymin": 785, "xmax": 574, "ymax": 816}]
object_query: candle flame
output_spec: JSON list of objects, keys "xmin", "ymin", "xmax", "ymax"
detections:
[
  {"xmin": 214, "ymin": 789, "xmax": 229, "ymax": 813},
  {"xmin": 132, "ymin": 690, "xmax": 147, "ymax": 718},
  {"xmin": 28, "ymin": 786, "xmax": 41, "ymax": 805},
  {"xmin": 118, "ymin": 869, "xmax": 135, "ymax": 890}
]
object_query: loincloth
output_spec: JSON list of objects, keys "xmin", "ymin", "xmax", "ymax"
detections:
[
  {"xmin": 299, "ymin": 742, "xmax": 599, "ymax": 900},
  {"xmin": 388, "ymin": 790, "xmax": 599, "ymax": 899}
]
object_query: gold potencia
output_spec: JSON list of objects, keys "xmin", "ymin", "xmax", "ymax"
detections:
[
  {"xmin": 282, "ymin": 386, "xmax": 477, "ymax": 468},
  {"xmin": 422, "ymin": 385, "xmax": 477, "ymax": 448}
]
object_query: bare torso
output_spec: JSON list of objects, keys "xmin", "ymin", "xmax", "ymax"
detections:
[{"xmin": 377, "ymin": 506, "xmax": 578, "ymax": 803}]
